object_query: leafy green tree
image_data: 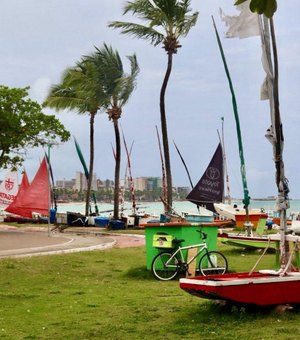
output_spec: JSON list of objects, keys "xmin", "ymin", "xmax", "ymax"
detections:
[
  {"xmin": 108, "ymin": 0, "xmax": 198, "ymax": 212},
  {"xmin": 235, "ymin": 0, "xmax": 277, "ymax": 18},
  {"xmin": 44, "ymin": 59, "xmax": 106, "ymax": 216},
  {"xmin": 0, "ymin": 85, "xmax": 70, "ymax": 169},
  {"xmin": 85, "ymin": 44, "xmax": 139, "ymax": 219}
]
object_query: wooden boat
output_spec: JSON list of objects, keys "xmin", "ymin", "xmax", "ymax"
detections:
[
  {"xmin": 218, "ymin": 232, "xmax": 277, "ymax": 250},
  {"xmin": 66, "ymin": 211, "xmax": 88, "ymax": 226},
  {"xmin": 219, "ymin": 218, "xmax": 300, "ymax": 250},
  {"xmin": 214, "ymin": 202, "xmax": 268, "ymax": 229},
  {"xmin": 180, "ymin": 270, "xmax": 300, "ymax": 306},
  {"xmin": 180, "ymin": 233, "xmax": 300, "ymax": 306}
]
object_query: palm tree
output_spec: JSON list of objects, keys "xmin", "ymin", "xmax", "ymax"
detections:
[
  {"xmin": 108, "ymin": 0, "xmax": 198, "ymax": 211},
  {"xmin": 85, "ymin": 44, "xmax": 139, "ymax": 219},
  {"xmin": 44, "ymin": 60, "xmax": 106, "ymax": 216}
]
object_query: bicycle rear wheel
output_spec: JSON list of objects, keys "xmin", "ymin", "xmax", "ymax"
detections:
[
  {"xmin": 151, "ymin": 252, "xmax": 180, "ymax": 281},
  {"xmin": 198, "ymin": 251, "xmax": 228, "ymax": 276}
]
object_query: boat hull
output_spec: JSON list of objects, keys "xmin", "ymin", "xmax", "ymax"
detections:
[
  {"xmin": 214, "ymin": 203, "xmax": 267, "ymax": 229},
  {"xmin": 219, "ymin": 232, "xmax": 300, "ymax": 250},
  {"xmin": 180, "ymin": 271, "xmax": 300, "ymax": 306},
  {"xmin": 218, "ymin": 233, "xmax": 277, "ymax": 250},
  {"xmin": 235, "ymin": 213, "xmax": 268, "ymax": 229}
]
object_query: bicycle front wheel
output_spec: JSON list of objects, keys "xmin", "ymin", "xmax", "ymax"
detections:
[
  {"xmin": 151, "ymin": 252, "xmax": 180, "ymax": 281},
  {"xmin": 198, "ymin": 251, "xmax": 228, "ymax": 276}
]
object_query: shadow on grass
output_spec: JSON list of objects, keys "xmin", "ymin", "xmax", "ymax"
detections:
[
  {"xmin": 123, "ymin": 266, "xmax": 154, "ymax": 280},
  {"xmin": 182, "ymin": 299, "xmax": 300, "ymax": 319}
]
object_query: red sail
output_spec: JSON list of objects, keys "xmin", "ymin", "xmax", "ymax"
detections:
[
  {"xmin": 17, "ymin": 170, "xmax": 30, "ymax": 196},
  {"xmin": 5, "ymin": 158, "xmax": 49, "ymax": 218}
]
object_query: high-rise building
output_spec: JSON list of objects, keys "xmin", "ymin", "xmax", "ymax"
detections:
[
  {"xmin": 134, "ymin": 177, "xmax": 147, "ymax": 191},
  {"xmin": 74, "ymin": 171, "xmax": 97, "ymax": 191},
  {"xmin": 133, "ymin": 177, "xmax": 162, "ymax": 191}
]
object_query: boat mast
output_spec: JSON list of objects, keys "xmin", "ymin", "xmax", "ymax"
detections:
[
  {"xmin": 218, "ymin": 117, "xmax": 231, "ymax": 204},
  {"xmin": 212, "ymin": 17, "xmax": 251, "ymax": 235},
  {"xmin": 74, "ymin": 137, "xmax": 99, "ymax": 215},
  {"xmin": 122, "ymin": 130, "xmax": 136, "ymax": 216},
  {"xmin": 259, "ymin": 15, "xmax": 290, "ymax": 269}
]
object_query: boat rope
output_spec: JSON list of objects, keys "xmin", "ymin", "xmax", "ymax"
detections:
[
  {"xmin": 249, "ymin": 237, "xmax": 271, "ymax": 275},
  {"xmin": 280, "ymin": 253, "xmax": 293, "ymax": 277}
]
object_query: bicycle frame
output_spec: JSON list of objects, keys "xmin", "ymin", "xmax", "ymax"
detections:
[{"xmin": 164, "ymin": 242, "xmax": 208, "ymax": 268}]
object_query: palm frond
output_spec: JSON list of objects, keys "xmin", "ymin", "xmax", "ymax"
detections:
[
  {"xmin": 110, "ymin": 0, "xmax": 198, "ymax": 43},
  {"xmin": 108, "ymin": 21, "xmax": 164, "ymax": 46}
]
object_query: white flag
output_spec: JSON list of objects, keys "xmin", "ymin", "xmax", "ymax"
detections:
[{"xmin": 220, "ymin": 1, "xmax": 260, "ymax": 39}]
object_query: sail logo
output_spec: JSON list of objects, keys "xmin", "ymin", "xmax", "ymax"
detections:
[
  {"xmin": 205, "ymin": 167, "xmax": 220, "ymax": 180},
  {"xmin": 5, "ymin": 178, "xmax": 15, "ymax": 191},
  {"xmin": 0, "ymin": 192, "xmax": 16, "ymax": 201}
]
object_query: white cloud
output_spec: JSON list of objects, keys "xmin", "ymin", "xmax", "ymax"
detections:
[
  {"xmin": 29, "ymin": 78, "xmax": 52, "ymax": 103},
  {"xmin": 1, "ymin": 1, "xmax": 300, "ymax": 198}
]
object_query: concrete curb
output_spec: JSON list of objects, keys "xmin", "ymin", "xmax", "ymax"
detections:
[
  {"xmin": 0, "ymin": 239, "xmax": 117, "ymax": 259},
  {"xmin": 0, "ymin": 225, "xmax": 145, "ymax": 259}
]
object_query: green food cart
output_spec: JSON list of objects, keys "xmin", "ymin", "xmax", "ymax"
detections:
[{"xmin": 142, "ymin": 222, "xmax": 221, "ymax": 270}]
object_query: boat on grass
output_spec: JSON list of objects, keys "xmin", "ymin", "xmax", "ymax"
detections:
[{"xmin": 180, "ymin": 270, "xmax": 300, "ymax": 307}]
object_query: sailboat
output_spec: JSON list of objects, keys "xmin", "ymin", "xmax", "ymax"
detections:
[
  {"xmin": 180, "ymin": 5, "xmax": 300, "ymax": 307},
  {"xmin": 5, "ymin": 157, "xmax": 49, "ymax": 222},
  {"xmin": 184, "ymin": 142, "xmax": 223, "ymax": 222}
]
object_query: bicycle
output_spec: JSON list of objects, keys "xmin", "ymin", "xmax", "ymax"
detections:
[{"xmin": 151, "ymin": 229, "xmax": 228, "ymax": 281}]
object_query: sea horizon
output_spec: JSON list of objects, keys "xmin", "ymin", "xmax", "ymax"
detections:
[{"xmin": 55, "ymin": 198, "xmax": 300, "ymax": 217}]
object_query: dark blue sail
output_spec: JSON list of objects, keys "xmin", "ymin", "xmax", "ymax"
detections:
[{"xmin": 186, "ymin": 143, "xmax": 224, "ymax": 212}]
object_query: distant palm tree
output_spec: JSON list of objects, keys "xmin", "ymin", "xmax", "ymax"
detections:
[
  {"xmin": 44, "ymin": 60, "xmax": 106, "ymax": 216},
  {"xmin": 85, "ymin": 44, "xmax": 139, "ymax": 219},
  {"xmin": 108, "ymin": 0, "xmax": 198, "ymax": 211}
]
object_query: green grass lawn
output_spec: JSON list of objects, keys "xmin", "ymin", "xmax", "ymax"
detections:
[{"xmin": 0, "ymin": 240, "xmax": 300, "ymax": 339}]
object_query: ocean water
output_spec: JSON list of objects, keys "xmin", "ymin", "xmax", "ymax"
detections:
[{"xmin": 56, "ymin": 199, "xmax": 300, "ymax": 217}]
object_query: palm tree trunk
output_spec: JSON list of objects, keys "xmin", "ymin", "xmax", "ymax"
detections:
[
  {"xmin": 160, "ymin": 52, "xmax": 173, "ymax": 211},
  {"xmin": 85, "ymin": 112, "xmax": 96, "ymax": 216},
  {"xmin": 113, "ymin": 118, "xmax": 121, "ymax": 219}
]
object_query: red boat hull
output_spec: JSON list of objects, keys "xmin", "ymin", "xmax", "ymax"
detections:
[
  {"xmin": 180, "ymin": 271, "xmax": 300, "ymax": 306},
  {"xmin": 235, "ymin": 213, "xmax": 268, "ymax": 229}
]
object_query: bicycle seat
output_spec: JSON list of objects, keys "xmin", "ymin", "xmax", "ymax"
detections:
[{"xmin": 173, "ymin": 238, "xmax": 185, "ymax": 245}]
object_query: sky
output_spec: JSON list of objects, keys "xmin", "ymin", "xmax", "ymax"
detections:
[{"xmin": 1, "ymin": 0, "xmax": 300, "ymax": 199}]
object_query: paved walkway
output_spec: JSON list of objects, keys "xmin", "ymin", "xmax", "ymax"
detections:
[{"xmin": 0, "ymin": 225, "xmax": 145, "ymax": 259}]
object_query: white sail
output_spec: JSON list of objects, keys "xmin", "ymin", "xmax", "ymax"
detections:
[{"xmin": 0, "ymin": 169, "xmax": 19, "ymax": 210}]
